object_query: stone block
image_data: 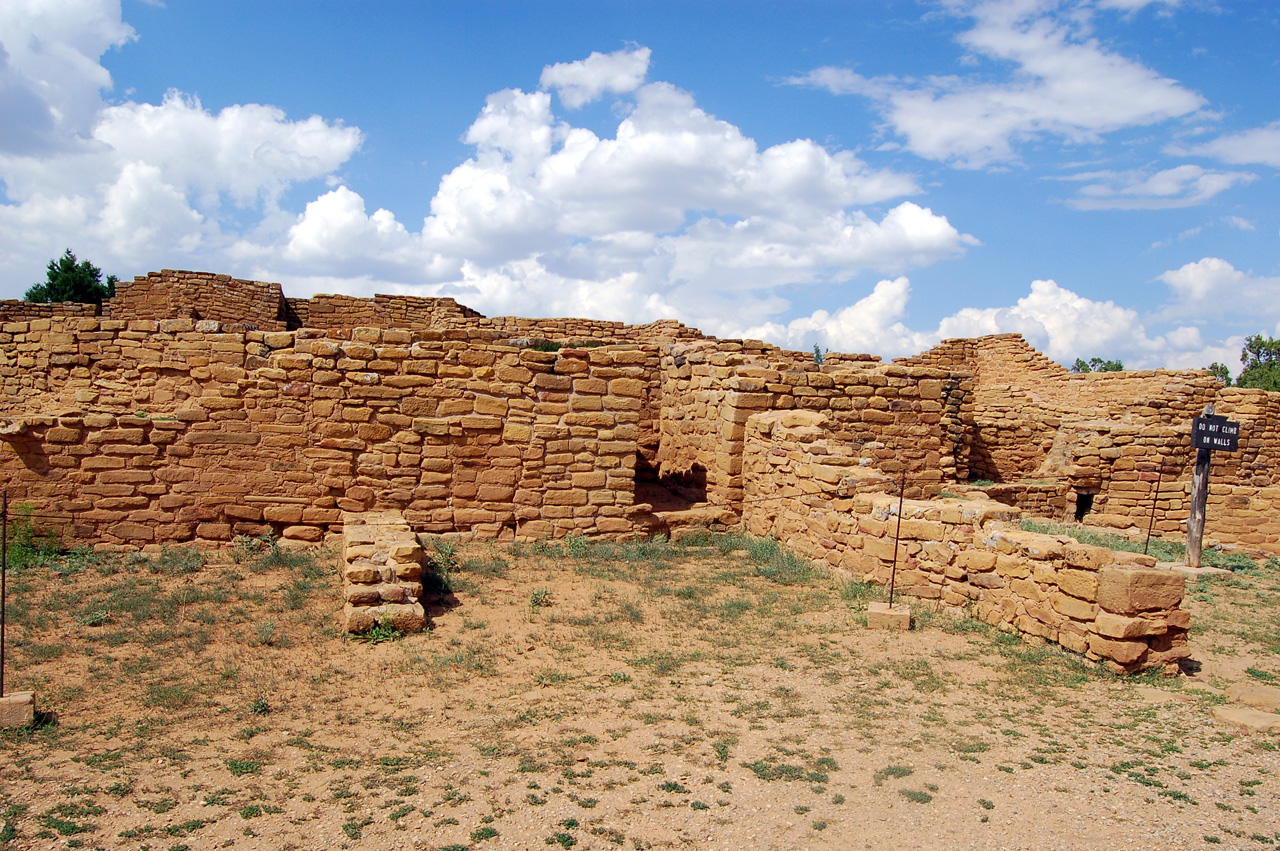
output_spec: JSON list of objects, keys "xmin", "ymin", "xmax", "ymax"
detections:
[
  {"xmin": 955, "ymin": 550, "xmax": 997, "ymax": 572},
  {"xmin": 968, "ymin": 572, "xmax": 1006, "ymax": 590},
  {"xmin": 0, "ymin": 692, "xmax": 35, "ymax": 728},
  {"xmin": 196, "ymin": 522, "xmax": 232, "ymax": 540},
  {"xmin": 1211, "ymin": 705, "xmax": 1280, "ymax": 733},
  {"xmin": 867, "ymin": 602, "xmax": 910, "ymax": 631},
  {"xmin": 1056, "ymin": 568, "xmax": 1098, "ymax": 601},
  {"xmin": 1063, "ymin": 543, "xmax": 1111, "ymax": 571},
  {"xmin": 1225, "ymin": 683, "xmax": 1280, "ymax": 713},
  {"xmin": 1094, "ymin": 611, "xmax": 1167, "ymax": 639},
  {"xmin": 1096, "ymin": 567, "xmax": 1184, "ymax": 614},
  {"xmin": 281, "ymin": 525, "xmax": 323, "ymax": 542},
  {"xmin": 862, "ymin": 536, "xmax": 899, "ymax": 562},
  {"xmin": 1051, "ymin": 592, "xmax": 1097, "ymax": 622},
  {"xmin": 1087, "ymin": 634, "xmax": 1148, "ymax": 666}
]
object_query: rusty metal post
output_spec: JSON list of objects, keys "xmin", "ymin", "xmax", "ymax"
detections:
[
  {"xmin": 888, "ymin": 467, "xmax": 905, "ymax": 607},
  {"xmin": 1144, "ymin": 458, "xmax": 1164, "ymax": 556}
]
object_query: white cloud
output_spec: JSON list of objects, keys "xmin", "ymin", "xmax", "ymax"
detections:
[
  {"xmin": 787, "ymin": 0, "xmax": 1204, "ymax": 167},
  {"xmin": 0, "ymin": 1, "xmax": 364, "ymax": 288},
  {"xmin": 936, "ymin": 279, "xmax": 1156, "ymax": 362},
  {"xmin": 0, "ymin": 4, "xmax": 964, "ymax": 333},
  {"xmin": 94, "ymin": 93, "xmax": 363, "ymax": 208},
  {"xmin": 1158, "ymin": 256, "xmax": 1244, "ymax": 301},
  {"xmin": 1172, "ymin": 121, "xmax": 1280, "ymax": 168},
  {"xmin": 1155, "ymin": 257, "xmax": 1280, "ymax": 325},
  {"xmin": 1222, "ymin": 215, "xmax": 1255, "ymax": 231},
  {"xmin": 733, "ymin": 276, "xmax": 936, "ymax": 356},
  {"xmin": 0, "ymin": 0, "xmax": 135, "ymax": 154},
  {"xmin": 1059, "ymin": 164, "xmax": 1256, "ymax": 209},
  {"xmin": 269, "ymin": 75, "xmax": 961, "ymax": 332},
  {"xmin": 739, "ymin": 274, "xmax": 1245, "ymax": 372},
  {"xmin": 539, "ymin": 46, "xmax": 651, "ymax": 109}
]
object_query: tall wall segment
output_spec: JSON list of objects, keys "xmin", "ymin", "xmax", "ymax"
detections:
[{"xmin": 0, "ymin": 316, "xmax": 652, "ymax": 547}]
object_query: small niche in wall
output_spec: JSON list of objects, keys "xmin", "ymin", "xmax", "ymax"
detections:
[{"xmin": 1074, "ymin": 491, "xmax": 1095, "ymax": 522}]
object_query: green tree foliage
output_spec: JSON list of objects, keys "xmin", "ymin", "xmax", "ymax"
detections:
[
  {"xmin": 1207, "ymin": 362, "xmax": 1232, "ymax": 386},
  {"xmin": 25, "ymin": 249, "xmax": 117, "ymax": 305},
  {"xmin": 1070, "ymin": 357, "xmax": 1124, "ymax": 374},
  {"xmin": 1235, "ymin": 333, "xmax": 1280, "ymax": 391}
]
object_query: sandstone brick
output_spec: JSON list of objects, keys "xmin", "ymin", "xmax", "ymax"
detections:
[
  {"xmin": 1087, "ymin": 634, "xmax": 1148, "ymax": 666},
  {"xmin": 1051, "ymin": 592, "xmax": 1097, "ymax": 622},
  {"xmin": 1094, "ymin": 611, "xmax": 1167, "ymax": 639},
  {"xmin": 1096, "ymin": 567, "xmax": 1184, "ymax": 614},
  {"xmin": 1056, "ymin": 568, "xmax": 1098, "ymax": 601}
]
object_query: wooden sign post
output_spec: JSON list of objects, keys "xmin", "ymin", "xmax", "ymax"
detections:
[{"xmin": 1186, "ymin": 404, "xmax": 1241, "ymax": 568}]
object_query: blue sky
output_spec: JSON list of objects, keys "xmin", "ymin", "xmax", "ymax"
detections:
[{"xmin": 1, "ymin": 1, "xmax": 1277, "ymax": 371}]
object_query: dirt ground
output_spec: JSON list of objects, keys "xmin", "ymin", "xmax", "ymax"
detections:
[{"xmin": 0, "ymin": 530, "xmax": 1277, "ymax": 851}]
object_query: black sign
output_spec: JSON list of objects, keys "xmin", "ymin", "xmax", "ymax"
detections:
[{"xmin": 1192, "ymin": 415, "xmax": 1240, "ymax": 452}]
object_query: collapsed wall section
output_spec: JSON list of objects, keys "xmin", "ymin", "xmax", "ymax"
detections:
[
  {"xmin": 743, "ymin": 410, "xmax": 1191, "ymax": 673},
  {"xmin": 905, "ymin": 334, "xmax": 1280, "ymax": 553},
  {"xmin": 0, "ymin": 317, "xmax": 650, "ymax": 548}
]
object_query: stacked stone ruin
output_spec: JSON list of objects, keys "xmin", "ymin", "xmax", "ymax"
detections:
[{"xmin": 2, "ymin": 270, "xmax": 1278, "ymax": 670}]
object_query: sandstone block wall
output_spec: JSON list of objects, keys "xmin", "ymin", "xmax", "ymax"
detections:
[
  {"xmin": 656, "ymin": 341, "xmax": 969, "ymax": 508},
  {"xmin": 902, "ymin": 334, "xmax": 1280, "ymax": 553},
  {"xmin": 0, "ymin": 300, "xmax": 102, "ymax": 323},
  {"xmin": 111, "ymin": 271, "xmax": 288, "ymax": 330},
  {"xmin": 743, "ymin": 410, "xmax": 1190, "ymax": 673},
  {"xmin": 341, "ymin": 511, "xmax": 427, "ymax": 633},
  {"xmin": 285, "ymin": 293, "xmax": 482, "ymax": 331},
  {"xmin": 0, "ymin": 317, "xmax": 650, "ymax": 548}
]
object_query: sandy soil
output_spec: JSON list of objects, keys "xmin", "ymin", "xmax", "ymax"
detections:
[{"xmin": 0, "ymin": 533, "xmax": 1277, "ymax": 851}]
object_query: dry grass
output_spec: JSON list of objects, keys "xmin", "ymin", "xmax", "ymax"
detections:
[{"xmin": 0, "ymin": 532, "xmax": 1276, "ymax": 849}]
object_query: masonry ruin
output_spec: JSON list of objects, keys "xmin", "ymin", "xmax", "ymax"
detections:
[{"xmin": 3, "ymin": 270, "xmax": 1278, "ymax": 672}]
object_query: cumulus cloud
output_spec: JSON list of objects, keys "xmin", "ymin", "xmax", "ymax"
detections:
[
  {"xmin": 742, "ymin": 274, "xmax": 1245, "ymax": 372},
  {"xmin": 788, "ymin": 0, "xmax": 1204, "ymax": 167},
  {"xmin": 0, "ymin": 0, "xmax": 363, "ymax": 287},
  {"xmin": 267, "ymin": 74, "xmax": 961, "ymax": 332},
  {"xmin": 935, "ymin": 279, "xmax": 1159, "ymax": 362},
  {"xmin": 1171, "ymin": 121, "xmax": 1280, "ymax": 168},
  {"xmin": 1155, "ymin": 257, "xmax": 1280, "ymax": 324},
  {"xmin": 540, "ymin": 46, "xmax": 651, "ymax": 109},
  {"xmin": 734, "ymin": 277, "xmax": 937, "ymax": 356},
  {"xmin": 0, "ymin": 0, "xmax": 964, "ymax": 332},
  {"xmin": 1059, "ymin": 164, "xmax": 1256, "ymax": 209},
  {"xmin": 0, "ymin": 0, "xmax": 135, "ymax": 154}
]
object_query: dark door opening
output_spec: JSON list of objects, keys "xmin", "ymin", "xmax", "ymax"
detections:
[{"xmin": 1074, "ymin": 491, "xmax": 1095, "ymax": 522}]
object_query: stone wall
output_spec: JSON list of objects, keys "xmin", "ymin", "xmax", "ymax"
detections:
[
  {"xmin": 902, "ymin": 334, "xmax": 1280, "ymax": 552},
  {"xmin": 477, "ymin": 316, "xmax": 703, "ymax": 344},
  {"xmin": 655, "ymin": 341, "xmax": 969, "ymax": 508},
  {"xmin": 0, "ymin": 300, "xmax": 102, "ymax": 323},
  {"xmin": 285, "ymin": 294, "xmax": 482, "ymax": 331},
  {"xmin": 0, "ymin": 317, "xmax": 648, "ymax": 548},
  {"xmin": 110, "ymin": 271, "xmax": 288, "ymax": 330},
  {"xmin": 743, "ymin": 410, "xmax": 1190, "ymax": 673}
]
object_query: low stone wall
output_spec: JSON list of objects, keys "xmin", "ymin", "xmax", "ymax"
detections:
[
  {"xmin": 743, "ymin": 411, "xmax": 1190, "ymax": 673},
  {"xmin": 0, "ymin": 300, "xmax": 101, "ymax": 323},
  {"xmin": 978, "ymin": 481, "xmax": 1073, "ymax": 521},
  {"xmin": 341, "ymin": 511, "xmax": 427, "ymax": 633},
  {"xmin": 286, "ymin": 294, "xmax": 481, "ymax": 331}
]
